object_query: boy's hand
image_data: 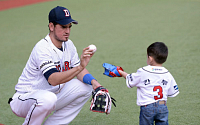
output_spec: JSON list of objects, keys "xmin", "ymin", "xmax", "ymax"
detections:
[{"xmin": 102, "ymin": 63, "xmax": 124, "ymax": 77}]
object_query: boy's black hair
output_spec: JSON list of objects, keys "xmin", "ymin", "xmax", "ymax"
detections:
[{"xmin": 147, "ymin": 42, "xmax": 168, "ymax": 64}]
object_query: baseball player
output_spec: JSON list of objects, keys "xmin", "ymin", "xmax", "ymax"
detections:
[
  {"xmin": 8, "ymin": 6, "xmax": 107, "ymax": 125},
  {"xmin": 103, "ymin": 42, "xmax": 179, "ymax": 125}
]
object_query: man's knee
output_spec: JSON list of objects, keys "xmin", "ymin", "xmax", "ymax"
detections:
[{"xmin": 38, "ymin": 91, "xmax": 57, "ymax": 111}]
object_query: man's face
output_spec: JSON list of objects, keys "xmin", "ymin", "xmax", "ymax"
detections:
[{"xmin": 52, "ymin": 23, "xmax": 72, "ymax": 42}]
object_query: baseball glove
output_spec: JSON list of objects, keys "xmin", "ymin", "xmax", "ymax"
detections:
[
  {"xmin": 90, "ymin": 86, "xmax": 116, "ymax": 114},
  {"xmin": 102, "ymin": 63, "xmax": 124, "ymax": 77}
]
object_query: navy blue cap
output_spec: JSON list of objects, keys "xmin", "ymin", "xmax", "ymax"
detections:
[{"xmin": 49, "ymin": 6, "xmax": 78, "ymax": 25}]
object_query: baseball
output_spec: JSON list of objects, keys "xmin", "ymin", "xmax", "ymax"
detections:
[{"xmin": 88, "ymin": 44, "xmax": 97, "ymax": 53}]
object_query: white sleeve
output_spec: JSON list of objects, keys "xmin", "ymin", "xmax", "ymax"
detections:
[
  {"xmin": 126, "ymin": 70, "xmax": 141, "ymax": 88},
  {"xmin": 34, "ymin": 41, "xmax": 57, "ymax": 75},
  {"xmin": 167, "ymin": 74, "xmax": 179, "ymax": 97}
]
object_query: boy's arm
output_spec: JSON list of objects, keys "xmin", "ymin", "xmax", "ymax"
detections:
[{"xmin": 118, "ymin": 70, "xmax": 128, "ymax": 79}]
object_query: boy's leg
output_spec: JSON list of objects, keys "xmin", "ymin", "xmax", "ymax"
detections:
[
  {"xmin": 10, "ymin": 90, "xmax": 57, "ymax": 125},
  {"xmin": 139, "ymin": 104, "xmax": 156, "ymax": 125},
  {"xmin": 155, "ymin": 104, "xmax": 168, "ymax": 125},
  {"xmin": 44, "ymin": 79, "xmax": 93, "ymax": 125}
]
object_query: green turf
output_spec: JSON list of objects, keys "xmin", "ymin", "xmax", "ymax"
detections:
[{"xmin": 0, "ymin": 0, "xmax": 200, "ymax": 124}]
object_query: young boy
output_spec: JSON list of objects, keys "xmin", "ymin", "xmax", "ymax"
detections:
[{"xmin": 103, "ymin": 42, "xmax": 179, "ymax": 125}]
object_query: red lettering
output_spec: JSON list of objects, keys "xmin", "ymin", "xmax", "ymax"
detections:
[{"xmin": 64, "ymin": 61, "xmax": 70, "ymax": 71}]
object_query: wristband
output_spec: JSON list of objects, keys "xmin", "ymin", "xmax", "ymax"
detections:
[{"xmin": 83, "ymin": 74, "xmax": 96, "ymax": 85}]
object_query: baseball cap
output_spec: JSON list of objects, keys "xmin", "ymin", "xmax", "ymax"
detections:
[{"xmin": 49, "ymin": 6, "xmax": 78, "ymax": 25}]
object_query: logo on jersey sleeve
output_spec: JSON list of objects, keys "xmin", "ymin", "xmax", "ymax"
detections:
[
  {"xmin": 40, "ymin": 61, "xmax": 53, "ymax": 69},
  {"xmin": 174, "ymin": 85, "xmax": 179, "ymax": 90},
  {"xmin": 144, "ymin": 79, "xmax": 150, "ymax": 85}
]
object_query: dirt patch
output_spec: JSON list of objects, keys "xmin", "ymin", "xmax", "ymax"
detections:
[{"xmin": 0, "ymin": 0, "xmax": 52, "ymax": 11}]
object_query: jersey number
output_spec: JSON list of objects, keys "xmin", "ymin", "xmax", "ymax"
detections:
[{"xmin": 153, "ymin": 86, "xmax": 163, "ymax": 100}]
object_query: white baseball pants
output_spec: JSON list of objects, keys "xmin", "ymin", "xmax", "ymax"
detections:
[{"xmin": 10, "ymin": 79, "xmax": 93, "ymax": 125}]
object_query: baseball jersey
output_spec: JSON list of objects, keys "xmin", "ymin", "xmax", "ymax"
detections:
[
  {"xmin": 15, "ymin": 34, "xmax": 80, "ymax": 93},
  {"xmin": 126, "ymin": 65, "xmax": 179, "ymax": 106}
]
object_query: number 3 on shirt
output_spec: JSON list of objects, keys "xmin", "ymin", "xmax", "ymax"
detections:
[{"xmin": 153, "ymin": 86, "xmax": 163, "ymax": 100}]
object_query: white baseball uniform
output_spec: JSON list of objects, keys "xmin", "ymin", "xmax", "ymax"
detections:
[
  {"xmin": 10, "ymin": 34, "xmax": 93, "ymax": 125},
  {"xmin": 126, "ymin": 65, "xmax": 179, "ymax": 106}
]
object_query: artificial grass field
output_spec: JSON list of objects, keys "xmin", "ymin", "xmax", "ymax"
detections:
[{"xmin": 0, "ymin": 0, "xmax": 200, "ymax": 124}]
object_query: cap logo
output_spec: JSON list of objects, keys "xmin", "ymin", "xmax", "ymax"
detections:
[{"xmin": 63, "ymin": 9, "xmax": 70, "ymax": 17}]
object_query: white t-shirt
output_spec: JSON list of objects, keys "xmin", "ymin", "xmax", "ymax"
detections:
[
  {"xmin": 126, "ymin": 65, "xmax": 179, "ymax": 106},
  {"xmin": 15, "ymin": 34, "xmax": 80, "ymax": 93}
]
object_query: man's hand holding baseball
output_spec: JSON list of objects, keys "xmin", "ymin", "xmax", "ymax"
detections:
[{"xmin": 79, "ymin": 47, "xmax": 94, "ymax": 69}]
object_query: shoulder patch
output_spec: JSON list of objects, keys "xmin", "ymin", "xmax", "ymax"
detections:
[{"xmin": 174, "ymin": 85, "xmax": 179, "ymax": 90}]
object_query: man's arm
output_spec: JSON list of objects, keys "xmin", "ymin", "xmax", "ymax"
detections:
[
  {"xmin": 77, "ymin": 68, "xmax": 101, "ymax": 89},
  {"xmin": 48, "ymin": 65, "xmax": 84, "ymax": 86},
  {"xmin": 48, "ymin": 46, "xmax": 94, "ymax": 86}
]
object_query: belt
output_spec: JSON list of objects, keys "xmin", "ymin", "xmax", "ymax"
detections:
[
  {"xmin": 142, "ymin": 100, "xmax": 166, "ymax": 107},
  {"xmin": 158, "ymin": 100, "xmax": 166, "ymax": 105}
]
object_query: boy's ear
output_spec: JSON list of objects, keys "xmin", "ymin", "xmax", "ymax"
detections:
[{"xmin": 149, "ymin": 56, "xmax": 154, "ymax": 64}]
